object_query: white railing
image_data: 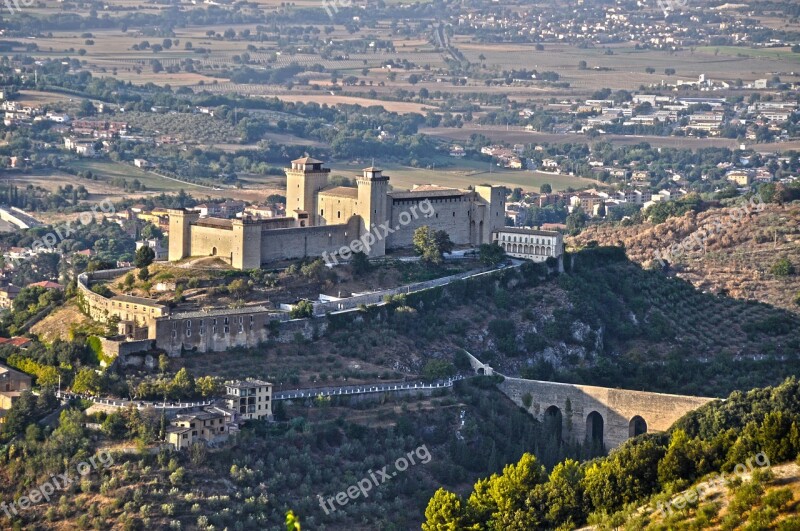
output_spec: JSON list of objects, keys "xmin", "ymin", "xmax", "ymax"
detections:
[
  {"xmin": 56, "ymin": 391, "xmax": 213, "ymax": 410},
  {"xmin": 272, "ymin": 376, "xmax": 465, "ymax": 400},
  {"xmin": 56, "ymin": 376, "xmax": 468, "ymax": 408}
]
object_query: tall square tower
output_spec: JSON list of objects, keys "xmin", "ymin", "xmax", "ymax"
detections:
[
  {"xmin": 285, "ymin": 157, "xmax": 330, "ymax": 226},
  {"xmin": 357, "ymin": 167, "xmax": 390, "ymax": 257}
]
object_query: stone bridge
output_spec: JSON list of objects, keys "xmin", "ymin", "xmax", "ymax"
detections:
[{"xmin": 499, "ymin": 377, "xmax": 717, "ymax": 449}]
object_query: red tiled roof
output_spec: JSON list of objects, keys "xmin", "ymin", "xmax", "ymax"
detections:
[
  {"xmin": 292, "ymin": 156, "xmax": 323, "ymax": 164},
  {"xmin": 28, "ymin": 281, "xmax": 64, "ymax": 290},
  {"xmin": 0, "ymin": 337, "xmax": 31, "ymax": 347}
]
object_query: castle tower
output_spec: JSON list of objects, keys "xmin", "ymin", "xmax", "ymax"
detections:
[
  {"xmin": 473, "ymin": 185, "xmax": 506, "ymax": 245},
  {"xmin": 356, "ymin": 166, "xmax": 390, "ymax": 257},
  {"xmin": 231, "ymin": 219, "xmax": 263, "ymax": 270},
  {"xmin": 285, "ymin": 156, "xmax": 330, "ymax": 226},
  {"xmin": 167, "ymin": 209, "xmax": 200, "ymax": 261}
]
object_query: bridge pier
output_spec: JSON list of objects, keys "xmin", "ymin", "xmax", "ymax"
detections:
[{"xmin": 499, "ymin": 377, "xmax": 716, "ymax": 450}]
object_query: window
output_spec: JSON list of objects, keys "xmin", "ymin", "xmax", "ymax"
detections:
[{"xmin": 320, "ymin": 209, "xmax": 324, "ymax": 216}]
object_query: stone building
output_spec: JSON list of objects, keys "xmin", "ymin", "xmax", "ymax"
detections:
[
  {"xmin": 0, "ymin": 363, "xmax": 31, "ymax": 393},
  {"xmin": 167, "ymin": 408, "xmax": 231, "ymax": 450},
  {"xmin": 153, "ymin": 306, "xmax": 279, "ymax": 354},
  {"xmin": 168, "ymin": 157, "xmax": 506, "ymax": 269},
  {"xmin": 225, "ymin": 379, "xmax": 273, "ymax": 421},
  {"xmin": 78, "ymin": 271, "xmax": 169, "ymax": 339},
  {"xmin": 0, "ymin": 285, "xmax": 21, "ymax": 309},
  {"xmin": 0, "ymin": 362, "xmax": 32, "ymax": 423},
  {"xmin": 493, "ymin": 228, "xmax": 563, "ymax": 263}
]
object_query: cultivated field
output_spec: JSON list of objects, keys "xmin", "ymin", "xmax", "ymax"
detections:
[
  {"xmin": 326, "ymin": 158, "xmax": 600, "ymax": 191},
  {"xmin": 422, "ymin": 126, "xmax": 743, "ymax": 150},
  {"xmin": 455, "ymin": 40, "xmax": 798, "ymax": 91}
]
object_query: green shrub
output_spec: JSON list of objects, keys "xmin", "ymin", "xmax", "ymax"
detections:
[
  {"xmin": 422, "ymin": 359, "xmax": 455, "ymax": 380},
  {"xmin": 763, "ymin": 487, "xmax": 793, "ymax": 510},
  {"xmin": 770, "ymin": 258, "xmax": 795, "ymax": 277}
]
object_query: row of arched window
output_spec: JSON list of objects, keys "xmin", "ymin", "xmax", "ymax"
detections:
[
  {"xmin": 499, "ymin": 234, "xmax": 553, "ymax": 245},
  {"xmin": 500, "ymin": 242, "xmax": 552, "ymax": 256}
]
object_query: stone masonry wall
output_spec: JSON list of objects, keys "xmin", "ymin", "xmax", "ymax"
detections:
[
  {"xmin": 499, "ymin": 377, "xmax": 716, "ymax": 449},
  {"xmin": 260, "ymin": 217, "xmax": 361, "ymax": 263}
]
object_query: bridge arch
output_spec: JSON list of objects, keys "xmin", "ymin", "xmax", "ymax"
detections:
[
  {"xmin": 543, "ymin": 405, "xmax": 563, "ymax": 441},
  {"xmin": 586, "ymin": 411, "xmax": 604, "ymax": 445},
  {"xmin": 629, "ymin": 415, "xmax": 648, "ymax": 437},
  {"xmin": 497, "ymin": 376, "xmax": 715, "ymax": 450}
]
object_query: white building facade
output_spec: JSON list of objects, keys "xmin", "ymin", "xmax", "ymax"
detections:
[{"xmin": 493, "ymin": 228, "xmax": 563, "ymax": 263}]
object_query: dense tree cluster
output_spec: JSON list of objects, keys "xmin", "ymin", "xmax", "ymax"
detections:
[{"xmin": 423, "ymin": 378, "xmax": 800, "ymax": 529}]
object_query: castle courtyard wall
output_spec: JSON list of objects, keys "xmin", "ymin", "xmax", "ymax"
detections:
[
  {"xmin": 260, "ymin": 217, "xmax": 361, "ymax": 263},
  {"xmin": 386, "ymin": 196, "xmax": 473, "ymax": 249},
  {"xmin": 317, "ymin": 194, "xmax": 359, "ymax": 226},
  {"xmin": 77, "ymin": 270, "xmax": 168, "ymax": 328},
  {"xmin": 190, "ymin": 224, "xmax": 235, "ymax": 262}
]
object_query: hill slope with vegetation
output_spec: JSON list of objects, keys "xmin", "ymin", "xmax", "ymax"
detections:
[
  {"xmin": 323, "ymin": 247, "xmax": 800, "ymax": 397},
  {"xmin": 570, "ymin": 199, "xmax": 800, "ymax": 314},
  {"xmin": 422, "ymin": 377, "xmax": 800, "ymax": 530},
  {"xmin": 0, "ymin": 379, "xmax": 602, "ymax": 530}
]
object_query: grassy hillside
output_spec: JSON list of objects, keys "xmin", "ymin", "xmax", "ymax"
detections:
[
  {"xmin": 618, "ymin": 462, "xmax": 800, "ymax": 530},
  {"xmin": 4, "ymin": 249, "xmax": 800, "ymax": 530}
]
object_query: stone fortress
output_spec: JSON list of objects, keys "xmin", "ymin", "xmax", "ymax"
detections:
[
  {"xmin": 78, "ymin": 156, "xmax": 567, "ymax": 358},
  {"xmin": 168, "ymin": 157, "xmax": 507, "ymax": 269}
]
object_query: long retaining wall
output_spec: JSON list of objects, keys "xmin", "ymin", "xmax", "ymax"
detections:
[
  {"xmin": 312, "ymin": 265, "xmax": 494, "ymax": 315},
  {"xmin": 77, "ymin": 268, "xmax": 138, "ymax": 323}
]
